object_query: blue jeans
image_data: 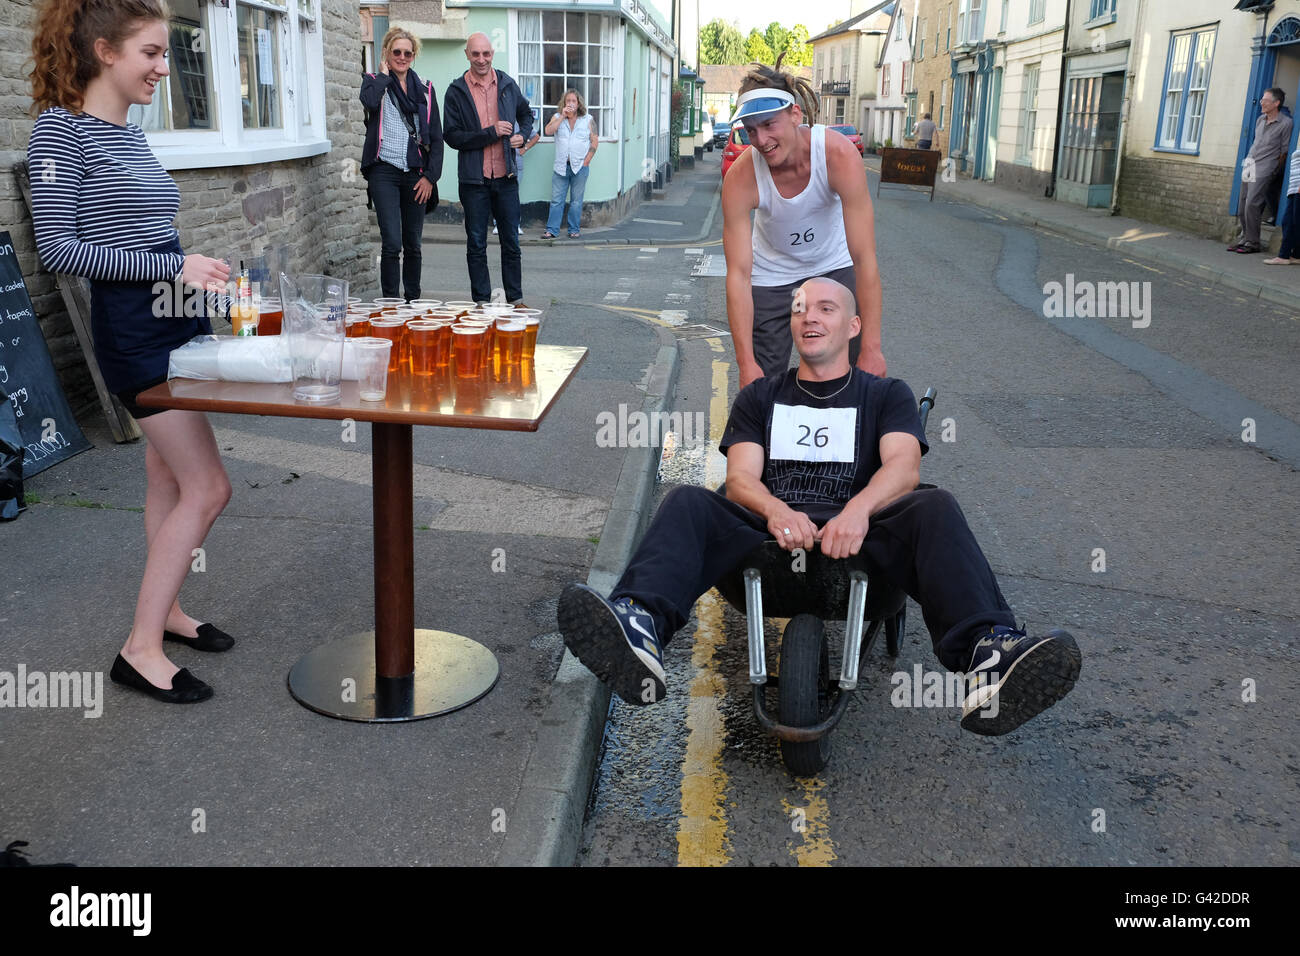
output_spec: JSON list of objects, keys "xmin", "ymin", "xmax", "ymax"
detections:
[
  {"xmin": 367, "ymin": 161, "xmax": 425, "ymax": 300},
  {"xmin": 1279, "ymin": 195, "xmax": 1300, "ymax": 259},
  {"xmin": 460, "ymin": 176, "xmax": 522, "ymax": 302},
  {"xmin": 546, "ymin": 164, "xmax": 589, "ymax": 235}
]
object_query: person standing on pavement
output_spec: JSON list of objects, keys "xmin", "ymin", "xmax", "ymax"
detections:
[
  {"xmin": 542, "ymin": 89, "xmax": 598, "ymax": 239},
  {"xmin": 495, "ymin": 121, "xmax": 538, "ymax": 236},
  {"xmin": 27, "ymin": 0, "xmax": 235, "ymax": 703},
  {"xmin": 443, "ymin": 32, "xmax": 534, "ymax": 303},
  {"xmin": 1264, "ymin": 141, "xmax": 1300, "ymax": 265},
  {"xmin": 1228, "ymin": 88, "xmax": 1294, "ymax": 255},
  {"xmin": 722, "ymin": 58, "xmax": 886, "ymax": 389},
  {"xmin": 360, "ymin": 27, "xmax": 443, "ymax": 301},
  {"xmin": 912, "ymin": 113, "xmax": 936, "ymax": 150}
]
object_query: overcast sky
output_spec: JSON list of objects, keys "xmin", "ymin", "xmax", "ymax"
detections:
[{"xmin": 697, "ymin": 0, "xmax": 858, "ymax": 37}]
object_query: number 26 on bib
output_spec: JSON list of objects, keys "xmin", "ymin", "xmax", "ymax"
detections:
[{"xmin": 769, "ymin": 404, "xmax": 857, "ymax": 463}]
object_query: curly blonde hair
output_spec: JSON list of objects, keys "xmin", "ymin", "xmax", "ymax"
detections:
[
  {"xmin": 30, "ymin": 0, "xmax": 171, "ymax": 116},
  {"xmin": 737, "ymin": 51, "xmax": 819, "ymax": 120}
]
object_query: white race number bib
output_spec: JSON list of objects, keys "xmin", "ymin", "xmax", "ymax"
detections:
[{"xmin": 769, "ymin": 404, "xmax": 857, "ymax": 463}]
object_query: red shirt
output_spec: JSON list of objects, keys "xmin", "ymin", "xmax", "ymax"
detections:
[{"xmin": 466, "ymin": 69, "xmax": 507, "ymax": 179}]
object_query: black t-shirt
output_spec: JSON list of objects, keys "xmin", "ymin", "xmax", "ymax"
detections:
[{"xmin": 719, "ymin": 368, "xmax": 929, "ymax": 524}]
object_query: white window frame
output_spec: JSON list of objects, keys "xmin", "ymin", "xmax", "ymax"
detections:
[
  {"xmin": 134, "ymin": 0, "xmax": 327, "ymax": 169},
  {"xmin": 513, "ymin": 9, "xmax": 623, "ymax": 143},
  {"xmin": 1029, "ymin": 0, "xmax": 1046, "ymax": 25},
  {"xmin": 1018, "ymin": 63, "xmax": 1040, "ymax": 163}
]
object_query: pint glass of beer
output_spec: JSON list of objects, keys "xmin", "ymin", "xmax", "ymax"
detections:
[
  {"xmin": 369, "ymin": 317, "xmax": 406, "ymax": 374},
  {"xmin": 452, "ymin": 323, "xmax": 487, "ymax": 378},
  {"xmin": 407, "ymin": 320, "xmax": 441, "ymax": 376}
]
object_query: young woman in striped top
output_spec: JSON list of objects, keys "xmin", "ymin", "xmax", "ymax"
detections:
[{"xmin": 28, "ymin": 0, "xmax": 235, "ymax": 703}]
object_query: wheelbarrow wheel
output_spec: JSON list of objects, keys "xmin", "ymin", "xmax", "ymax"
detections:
[
  {"xmin": 886, "ymin": 605, "xmax": 906, "ymax": 657},
  {"xmin": 778, "ymin": 614, "xmax": 833, "ymax": 776}
]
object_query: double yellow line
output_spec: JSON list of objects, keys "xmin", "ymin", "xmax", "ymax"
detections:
[{"xmin": 674, "ymin": 339, "xmax": 837, "ymax": 866}]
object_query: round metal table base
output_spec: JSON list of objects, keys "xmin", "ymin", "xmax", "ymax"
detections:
[{"xmin": 288, "ymin": 629, "xmax": 500, "ymax": 722}]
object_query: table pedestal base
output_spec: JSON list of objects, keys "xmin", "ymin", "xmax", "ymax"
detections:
[{"xmin": 287, "ymin": 629, "xmax": 499, "ymax": 722}]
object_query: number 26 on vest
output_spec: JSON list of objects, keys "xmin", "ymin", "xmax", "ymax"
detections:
[{"xmin": 789, "ymin": 228, "xmax": 815, "ymax": 246}]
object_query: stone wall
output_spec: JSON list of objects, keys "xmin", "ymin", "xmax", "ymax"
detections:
[
  {"xmin": 1116, "ymin": 154, "xmax": 1238, "ymax": 240},
  {"xmin": 0, "ymin": 0, "xmax": 370, "ymax": 418}
]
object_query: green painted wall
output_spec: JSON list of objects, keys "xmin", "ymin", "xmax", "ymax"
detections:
[{"xmin": 401, "ymin": 8, "xmax": 664, "ymax": 210}]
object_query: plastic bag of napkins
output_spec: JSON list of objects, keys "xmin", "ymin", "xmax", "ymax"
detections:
[{"xmin": 167, "ymin": 335, "xmax": 361, "ymax": 382}]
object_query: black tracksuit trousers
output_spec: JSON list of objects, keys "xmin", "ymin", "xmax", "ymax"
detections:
[{"xmin": 610, "ymin": 485, "xmax": 1016, "ymax": 672}]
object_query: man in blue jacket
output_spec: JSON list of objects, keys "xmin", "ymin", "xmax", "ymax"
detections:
[{"xmin": 443, "ymin": 32, "xmax": 535, "ymax": 303}]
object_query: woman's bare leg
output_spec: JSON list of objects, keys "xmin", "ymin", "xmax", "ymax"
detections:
[
  {"xmin": 141, "ymin": 439, "xmax": 205, "ymax": 638},
  {"xmin": 120, "ymin": 410, "xmax": 231, "ymax": 688}
]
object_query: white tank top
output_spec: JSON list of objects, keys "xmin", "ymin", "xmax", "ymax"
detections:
[
  {"xmin": 553, "ymin": 113, "xmax": 593, "ymax": 174},
  {"xmin": 751, "ymin": 125, "xmax": 853, "ymax": 286}
]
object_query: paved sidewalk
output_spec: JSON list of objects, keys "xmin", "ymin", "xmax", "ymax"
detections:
[
  {"xmin": 866, "ymin": 155, "xmax": 1300, "ymax": 313},
  {"xmin": 421, "ymin": 153, "xmax": 723, "ymax": 248}
]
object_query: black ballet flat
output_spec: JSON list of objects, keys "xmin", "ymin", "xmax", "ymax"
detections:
[
  {"xmin": 163, "ymin": 623, "xmax": 235, "ymax": 652},
  {"xmin": 110, "ymin": 654, "xmax": 213, "ymax": 704}
]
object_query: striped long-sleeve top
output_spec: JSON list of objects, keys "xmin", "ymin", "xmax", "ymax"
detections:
[
  {"xmin": 26, "ymin": 106, "xmax": 186, "ymax": 282},
  {"xmin": 1290, "ymin": 147, "xmax": 1300, "ymax": 197}
]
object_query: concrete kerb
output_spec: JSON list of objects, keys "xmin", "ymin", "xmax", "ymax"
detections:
[{"xmin": 498, "ymin": 342, "xmax": 681, "ymax": 867}]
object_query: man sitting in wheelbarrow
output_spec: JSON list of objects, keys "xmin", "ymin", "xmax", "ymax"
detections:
[{"xmin": 559, "ymin": 277, "xmax": 1081, "ymax": 735}]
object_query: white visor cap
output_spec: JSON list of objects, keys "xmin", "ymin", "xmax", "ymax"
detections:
[{"xmin": 728, "ymin": 87, "xmax": 796, "ymax": 126}]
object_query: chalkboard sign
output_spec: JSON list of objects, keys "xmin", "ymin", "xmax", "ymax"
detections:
[{"xmin": 0, "ymin": 231, "xmax": 91, "ymax": 477}]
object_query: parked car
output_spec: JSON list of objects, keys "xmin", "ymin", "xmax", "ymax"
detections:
[
  {"xmin": 829, "ymin": 124, "xmax": 865, "ymax": 155},
  {"xmin": 713, "ymin": 123, "xmax": 731, "ymax": 149},
  {"xmin": 721, "ymin": 125, "xmax": 751, "ymax": 178}
]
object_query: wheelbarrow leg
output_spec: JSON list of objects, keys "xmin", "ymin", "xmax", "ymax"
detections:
[
  {"xmin": 743, "ymin": 566, "xmax": 767, "ymax": 685},
  {"xmin": 838, "ymin": 570, "xmax": 870, "ymax": 690}
]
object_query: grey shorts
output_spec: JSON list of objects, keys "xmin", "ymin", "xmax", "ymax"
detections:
[{"xmin": 750, "ymin": 265, "xmax": 859, "ymax": 378}]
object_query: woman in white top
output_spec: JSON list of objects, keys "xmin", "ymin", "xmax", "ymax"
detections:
[{"xmin": 542, "ymin": 89, "xmax": 598, "ymax": 239}]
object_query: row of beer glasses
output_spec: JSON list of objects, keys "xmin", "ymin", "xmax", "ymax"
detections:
[{"xmin": 347, "ymin": 299, "xmax": 542, "ymax": 386}]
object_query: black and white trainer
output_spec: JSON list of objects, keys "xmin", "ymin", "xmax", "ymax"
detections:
[
  {"xmin": 960, "ymin": 625, "xmax": 1081, "ymax": 736},
  {"xmin": 558, "ymin": 584, "xmax": 667, "ymax": 706}
]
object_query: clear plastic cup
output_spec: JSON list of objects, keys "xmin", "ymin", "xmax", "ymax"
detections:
[{"xmin": 353, "ymin": 337, "xmax": 393, "ymax": 401}]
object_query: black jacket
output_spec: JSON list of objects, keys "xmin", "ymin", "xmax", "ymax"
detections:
[
  {"xmin": 360, "ymin": 69, "xmax": 444, "ymax": 183},
  {"xmin": 442, "ymin": 70, "xmax": 534, "ymax": 184}
]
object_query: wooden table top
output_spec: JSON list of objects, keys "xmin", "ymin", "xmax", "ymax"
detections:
[{"xmin": 136, "ymin": 344, "xmax": 587, "ymax": 431}]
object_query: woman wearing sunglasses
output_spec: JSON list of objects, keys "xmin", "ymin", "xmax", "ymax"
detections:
[{"xmin": 361, "ymin": 28, "xmax": 444, "ymax": 300}]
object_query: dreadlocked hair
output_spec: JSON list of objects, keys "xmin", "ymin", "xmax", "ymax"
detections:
[
  {"xmin": 29, "ymin": 0, "xmax": 171, "ymax": 115},
  {"xmin": 737, "ymin": 51, "xmax": 818, "ymax": 119}
]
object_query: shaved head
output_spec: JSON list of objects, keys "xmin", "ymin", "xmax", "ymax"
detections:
[
  {"xmin": 794, "ymin": 276, "xmax": 857, "ymax": 317},
  {"xmin": 465, "ymin": 32, "xmax": 495, "ymax": 75}
]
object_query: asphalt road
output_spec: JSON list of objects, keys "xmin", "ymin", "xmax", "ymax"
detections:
[{"xmin": 578, "ymin": 151, "xmax": 1300, "ymax": 866}]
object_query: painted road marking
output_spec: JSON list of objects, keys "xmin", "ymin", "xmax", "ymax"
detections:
[
  {"xmin": 685, "ymin": 247, "xmax": 705, "ymax": 256},
  {"xmin": 783, "ymin": 778, "xmax": 837, "ymax": 866},
  {"xmin": 639, "ymin": 247, "xmax": 660, "ymax": 253},
  {"xmin": 676, "ymin": 345, "xmax": 734, "ymax": 866},
  {"xmin": 633, "ymin": 217, "xmax": 684, "ymax": 225},
  {"xmin": 602, "ymin": 291, "xmax": 630, "ymax": 302},
  {"xmin": 659, "ymin": 310, "xmax": 690, "ymax": 326}
]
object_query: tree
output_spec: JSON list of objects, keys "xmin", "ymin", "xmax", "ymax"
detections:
[
  {"xmin": 764, "ymin": 22, "xmax": 790, "ymax": 61},
  {"xmin": 785, "ymin": 24, "xmax": 814, "ymax": 67},
  {"xmin": 700, "ymin": 18, "xmax": 746, "ymax": 65},
  {"xmin": 745, "ymin": 28, "xmax": 774, "ymax": 65}
]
